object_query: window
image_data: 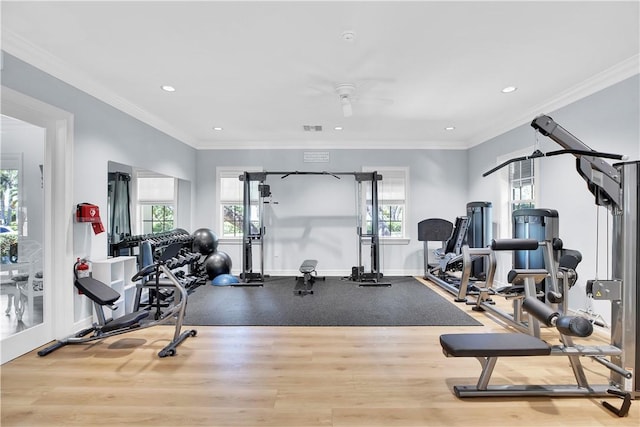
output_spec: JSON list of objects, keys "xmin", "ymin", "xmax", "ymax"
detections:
[
  {"xmin": 140, "ymin": 205, "xmax": 174, "ymax": 233},
  {"xmin": 136, "ymin": 173, "xmax": 176, "ymax": 234},
  {"xmin": 509, "ymin": 158, "xmax": 535, "ymax": 215},
  {"xmin": 0, "ymin": 169, "xmax": 19, "ymax": 231},
  {"xmin": 0, "ymin": 154, "xmax": 21, "ymax": 264},
  {"xmin": 362, "ymin": 167, "xmax": 408, "ymax": 239},
  {"xmin": 217, "ymin": 167, "xmax": 261, "ymax": 238}
]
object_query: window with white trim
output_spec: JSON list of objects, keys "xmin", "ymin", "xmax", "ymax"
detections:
[
  {"xmin": 362, "ymin": 167, "xmax": 409, "ymax": 239},
  {"xmin": 509, "ymin": 158, "xmax": 535, "ymax": 215},
  {"xmin": 217, "ymin": 167, "xmax": 261, "ymax": 239},
  {"xmin": 136, "ymin": 173, "xmax": 176, "ymax": 234}
]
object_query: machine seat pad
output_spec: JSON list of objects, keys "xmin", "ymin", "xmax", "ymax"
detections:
[
  {"xmin": 101, "ymin": 310, "xmax": 150, "ymax": 333},
  {"xmin": 507, "ymin": 269, "xmax": 549, "ymax": 284},
  {"xmin": 75, "ymin": 277, "xmax": 120, "ymax": 306},
  {"xmin": 299, "ymin": 260, "xmax": 318, "ymax": 273},
  {"xmin": 440, "ymin": 333, "xmax": 551, "ymax": 357}
]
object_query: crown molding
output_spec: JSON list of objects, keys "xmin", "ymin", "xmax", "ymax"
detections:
[
  {"xmin": 5, "ymin": 27, "xmax": 636, "ymax": 153},
  {"xmin": 192, "ymin": 138, "xmax": 468, "ymax": 150},
  {"xmin": 2, "ymin": 29, "xmax": 461, "ymax": 152},
  {"xmin": 467, "ymin": 54, "xmax": 640, "ymax": 148},
  {"xmin": 2, "ymin": 28, "xmax": 199, "ymax": 148}
]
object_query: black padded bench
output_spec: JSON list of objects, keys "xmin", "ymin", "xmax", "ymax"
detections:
[
  {"xmin": 440, "ymin": 333, "xmax": 551, "ymax": 358},
  {"xmin": 440, "ymin": 332, "xmax": 552, "ymax": 397},
  {"xmin": 438, "ymin": 304, "xmax": 631, "ymax": 416},
  {"xmin": 295, "ymin": 259, "xmax": 324, "ymax": 295},
  {"xmin": 75, "ymin": 276, "xmax": 150, "ymax": 332}
]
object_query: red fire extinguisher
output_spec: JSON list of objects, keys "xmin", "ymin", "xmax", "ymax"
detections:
[
  {"xmin": 75, "ymin": 258, "xmax": 90, "ymax": 278},
  {"xmin": 75, "ymin": 258, "xmax": 90, "ymax": 295}
]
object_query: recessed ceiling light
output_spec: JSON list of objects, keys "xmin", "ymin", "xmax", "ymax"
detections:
[
  {"xmin": 341, "ymin": 30, "xmax": 356, "ymax": 42},
  {"xmin": 334, "ymin": 126, "xmax": 344, "ymax": 131},
  {"xmin": 213, "ymin": 127, "xmax": 223, "ymax": 131},
  {"xmin": 445, "ymin": 126, "xmax": 455, "ymax": 131},
  {"xmin": 501, "ymin": 86, "xmax": 517, "ymax": 93},
  {"xmin": 161, "ymin": 85, "xmax": 176, "ymax": 92}
]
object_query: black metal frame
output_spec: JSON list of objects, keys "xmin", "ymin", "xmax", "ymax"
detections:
[{"xmin": 238, "ymin": 171, "xmax": 388, "ymax": 286}]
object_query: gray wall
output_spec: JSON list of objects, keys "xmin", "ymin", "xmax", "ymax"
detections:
[
  {"xmin": 195, "ymin": 148, "xmax": 468, "ymax": 276},
  {"xmin": 2, "ymin": 52, "xmax": 198, "ymax": 322},
  {"xmin": 468, "ymin": 74, "xmax": 640, "ymax": 322},
  {"xmin": 3, "ymin": 50, "xmax": 637, "ymax": 324},
  {"xmin": 1, "ymin": 53, "xmax": 197, "ymax": 261}
]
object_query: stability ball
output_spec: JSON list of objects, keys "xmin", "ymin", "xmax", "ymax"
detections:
[
  {"xmin": 192, "ymin": 228, "xmax": 219, "ymax": 255},
  {"xmin": 204, "ymin": 251, "xmax": 232, "ymax": 279},
  {"xmin": 211, "ymin": 273, "xmax": 239, "ymax": 286}
]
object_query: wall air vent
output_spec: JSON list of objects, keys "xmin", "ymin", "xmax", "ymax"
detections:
[{"xmin": 303, "ymin": 125, "xmax": 323, "ymax": 132}]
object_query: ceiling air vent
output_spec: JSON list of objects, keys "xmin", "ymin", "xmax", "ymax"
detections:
[{"xmin": 303, "ymin": 125, "xmax": 323, "ymax": 132}]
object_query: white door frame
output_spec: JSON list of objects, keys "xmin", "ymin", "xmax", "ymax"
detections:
[{"xmin": 1, "ymin": 86, "xmax": 74, "ymax": 364}]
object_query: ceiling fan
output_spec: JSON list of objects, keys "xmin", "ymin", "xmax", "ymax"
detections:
[
  {"xmin": 336, "ymin": 83, "xmax": 356, "ymax": 117},
  {"xmin": 303, "ymin": 78, "xmax": 394, "ymax": 118}
]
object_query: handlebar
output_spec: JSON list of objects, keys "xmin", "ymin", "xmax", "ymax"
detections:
[
  {"xmin": 132, "ymin": 263, "xmax": 159, "ymax": 281},
  {"xmin": 491, "ymin": 239, "xmax": 539, "ymax": 251}
]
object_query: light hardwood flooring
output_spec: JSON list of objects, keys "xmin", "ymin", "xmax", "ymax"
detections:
[{"xmin": 1, "ymin": 279, "xmax": 638, "ymax": 426}]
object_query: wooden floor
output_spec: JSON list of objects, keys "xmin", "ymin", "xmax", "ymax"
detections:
[{"xmin": 1, "ymin": 279, "xmax": 638, "ymax": 426}]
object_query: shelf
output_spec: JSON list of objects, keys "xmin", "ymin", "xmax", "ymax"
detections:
[{"xmin": 92, "ymin": 256, "xmax": 138, "ymax": 319}]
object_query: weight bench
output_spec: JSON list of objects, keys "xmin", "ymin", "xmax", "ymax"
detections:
[
  {"xmin": 438, "ymin": 296, "xmax": 632, "ymax": 416},
  {"xmin": 295, "ymin": 259, "xmax": 324, "ymax": 295},
  {"xmin": 74, "ymin": 276, "xmax": 150, "ymax": 333},
  {"xmin": 440, "ymin": 332, "xmax": 551, "ymax": 396}
]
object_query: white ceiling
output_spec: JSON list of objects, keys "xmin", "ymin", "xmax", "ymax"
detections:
[{"xmin": 2, "ymin": 1, "xmax": 638, "ymax": 150}]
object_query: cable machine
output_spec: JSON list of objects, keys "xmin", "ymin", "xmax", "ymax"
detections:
[
  {"xmin": 483, "ymin": 114, "xmax": 639, "ymax": 398},
  {"xmin": 107, "ymin": 172, "xmax": 132, "ymax": 256},
  {"xmin": 238, "ymin": 171, "xmax": 388, "ymax": 286}
]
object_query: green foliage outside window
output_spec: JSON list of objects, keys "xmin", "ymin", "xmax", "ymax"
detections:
[
  {"xmin": 142, "ymin": 205, "xmax": 174, "ymax": 234},
  {"xmin": 0, "ymin": 233, "xmax": 18, "ymax": 261},
  {"xmin": 365, "ymin": 204, "xmax": 404, "ymax": 237},
  {"xmin": 0, "ymin": 169, "xmax": 19, "ymax": 229},
  {"xmin": 222, "ymin": 204, "xmax": 260, "ymax": 237}
]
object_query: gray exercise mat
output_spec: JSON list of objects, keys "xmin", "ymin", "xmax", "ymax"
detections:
[{"xmin": 183, "ymin": 276, "xmax": 482, "ymax": 327}]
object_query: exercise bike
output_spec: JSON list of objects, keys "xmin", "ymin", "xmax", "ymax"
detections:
[{"xmin": 38, "ymin": 243, "xmax": 197, "ymax": 358}]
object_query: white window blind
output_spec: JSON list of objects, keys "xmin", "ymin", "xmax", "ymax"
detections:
[{"xmin": 137, "ymin": 176, "xmax": 175, "ymax": 203}]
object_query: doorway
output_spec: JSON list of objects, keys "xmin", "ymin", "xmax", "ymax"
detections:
[
  {"xmin": 0, "ymin": 119, "xmax": 45, "ymax": 339},
  {"xmin": 0, "ymin": 87, "xmax": 74, "ymax": 364}
]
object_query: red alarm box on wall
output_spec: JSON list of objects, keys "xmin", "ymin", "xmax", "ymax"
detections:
[{"xmin": 76, "ymin": 203, "xmax": 105, "ymax": 234}]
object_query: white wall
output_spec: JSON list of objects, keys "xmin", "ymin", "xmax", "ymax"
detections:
[
  {"xmin": 195, "ymin": 148, "xmax": 469, "ymax": 276},
  {"xmin": 468, "ymin": 74, "xmax": 640, "ymax": 324},
  {"xmin": 2, "ymin": 53, "xmax": 198, "ymax": 261},
  {"xmin": 3, "ymin": 49, "xmax": 637, "ymax": 330},
  {"xmin": 1, "ymin": 52, "xmax": 198, "ymax": 324}
]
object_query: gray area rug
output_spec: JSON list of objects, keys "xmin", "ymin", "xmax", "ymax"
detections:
[{"xmin": 183, "ymin": 276, "xmax": 482, "ymax": 327}]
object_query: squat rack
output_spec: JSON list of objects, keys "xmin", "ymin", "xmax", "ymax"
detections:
[{"xmin": 238, "ymin": 171, "xmax": 389, "ymax": 286}]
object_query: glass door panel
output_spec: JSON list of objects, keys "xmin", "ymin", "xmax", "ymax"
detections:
[{"xmin": 0, "ymin": 116, "xmax": 45, "ymax": 339}]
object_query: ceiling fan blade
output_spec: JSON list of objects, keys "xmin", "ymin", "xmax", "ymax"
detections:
[
  {"xmin": 355, "ymin": 96, "xmax": 394, "ymax": 106},
  {"xmin": 341, "ymin": 100, "xmax": 353, "ymax": 117}
]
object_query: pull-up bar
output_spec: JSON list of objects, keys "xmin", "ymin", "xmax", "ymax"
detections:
[
  {"xmin": 237, "ymin": 170, "xmax": 388, "ymax": 287},
  {"xmin": 239, "ymin": 171, "xmax": 383, "ymax": 181}
]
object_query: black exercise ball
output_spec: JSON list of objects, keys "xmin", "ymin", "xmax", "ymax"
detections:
[
  {"xmin": 203, "ymin": 251, "xmax": 232, "ymax": 279},
  {"xmin": 192, "ymin": 228, "xmax": 219, "ymax": 255}
]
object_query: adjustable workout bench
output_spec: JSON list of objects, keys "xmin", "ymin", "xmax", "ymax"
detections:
[
  {"xmin": 295, "ymin": 259, "xmax": 324, "ymax": 295},
  {"xmin": 439, "ymin": 296, "xmax": 632, "ymax": 416},
  {"xmin": 38, "ymin": 243, "xmax": 197, "ymax": 358}
]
